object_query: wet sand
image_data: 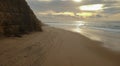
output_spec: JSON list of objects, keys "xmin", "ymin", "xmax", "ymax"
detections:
[{"xmin": 0, "ymin": 26, "xmax": 120, "ymax": 66}]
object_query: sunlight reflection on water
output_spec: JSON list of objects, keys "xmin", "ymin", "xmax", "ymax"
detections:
[{"xmin": 73, "ymin": 21, "xmax": 120, "ymax": 52}]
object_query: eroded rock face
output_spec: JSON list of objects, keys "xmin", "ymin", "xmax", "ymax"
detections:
[{"xmin": 0, "ymin": 0, "xmax": 42, "ymax": 37}]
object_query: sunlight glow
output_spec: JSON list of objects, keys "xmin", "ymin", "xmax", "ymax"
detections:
[
  {"xmin": 73, "ymin": 0, "xmax": 82, "ymax": 2},
  {"xmin": 79, "ymin": 4, "xmax": 104, "ymax": 11},
  {"xmin": 76, "ymin": 12, "xmax": 94, "ymax": 17}
]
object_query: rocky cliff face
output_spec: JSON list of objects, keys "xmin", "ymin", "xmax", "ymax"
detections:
[{"xmin": 0, "ymin": 0, "xmax": 42, "ymax": 37}]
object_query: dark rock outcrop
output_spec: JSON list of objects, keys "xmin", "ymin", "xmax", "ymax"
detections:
[{"xmin": 0, "ymin": 0, "xmax": 42, "ymax": 37}]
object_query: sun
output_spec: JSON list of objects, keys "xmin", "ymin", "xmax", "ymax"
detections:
[
  {"xmin": 73, "ymin": 0, "xmax": 82, "ymax": 2},
  {"xmin": 79, "ymin": 4, "xmax": 104, "ymax": 11}
]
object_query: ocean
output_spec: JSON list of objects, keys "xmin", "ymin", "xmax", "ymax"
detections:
[{"xmin": 44, "ymin": 21, "xmax": 120, "ymax": 51}]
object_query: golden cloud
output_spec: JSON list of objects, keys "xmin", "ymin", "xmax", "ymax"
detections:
[
  {"xmin": 76, "ymin": 12, "xmax": 97, "ymax": 18},
  {"xmin": 38, "ymin": 11, "xmax": 75, "ymax": 16},
  {"xmin": 38, "ymin": 11, "xmax": 98, "ymax": 19}
]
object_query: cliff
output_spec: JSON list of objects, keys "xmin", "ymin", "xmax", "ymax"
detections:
[{"xmin": 0, "ymin": 0, "xmax": 42, "ymax": 37}]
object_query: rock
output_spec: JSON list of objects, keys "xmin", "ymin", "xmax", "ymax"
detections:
[{"xmin": 0, "ymin": 0, "xmax": 42, "ymax": 37}]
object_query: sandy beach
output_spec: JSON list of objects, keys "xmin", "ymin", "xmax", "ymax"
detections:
[{"xmin": 0, "ymin": 26, "xmax": 120, "ymax": 66}]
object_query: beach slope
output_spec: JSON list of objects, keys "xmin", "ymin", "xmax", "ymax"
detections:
[{"xmin": 0, "ymin": 26, "xmax": 120, "ymax": 66}]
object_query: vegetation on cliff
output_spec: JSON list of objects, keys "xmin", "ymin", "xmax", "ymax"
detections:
[{"xmin": 0, "ymin": 0, "xmax": 42, "ymax": 37}]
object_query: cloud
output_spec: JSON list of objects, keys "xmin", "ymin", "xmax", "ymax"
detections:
[
  {"xmin": 37, "ymin": 10, "xmax": 75, "ymax": 16},
  {"xmin": 79, "ymin": 4, "xmax": 105, "ymax": 11},
  {"xmin": 76, "ymin": 12, "xmax": 97, "ymax": 18},
  {"xmin": 26, "ymin": 0, "xmax": 120, "ymax": 21},
  {"xmin": 103, "ymin": 7, "xmax": 120, "ymax": 14}
]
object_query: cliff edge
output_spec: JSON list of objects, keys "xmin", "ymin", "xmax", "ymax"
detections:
[{"xmin": 0, "ymin": 0, "xmax": 42, "ymax": 37}]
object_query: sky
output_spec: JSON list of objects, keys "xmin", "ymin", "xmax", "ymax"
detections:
[{"xmin": 26, "ymin": 0, "xmax": 120, "ymax": 22}]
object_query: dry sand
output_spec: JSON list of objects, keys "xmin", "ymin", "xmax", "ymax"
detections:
[{"xmin": 0, "ymin": 26, "xmax": 120, "ymax": 66}]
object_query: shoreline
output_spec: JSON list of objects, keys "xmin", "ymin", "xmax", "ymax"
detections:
[{"xmin": 0, "ymin": 26, "xmax": 120, "ymax": 66}]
